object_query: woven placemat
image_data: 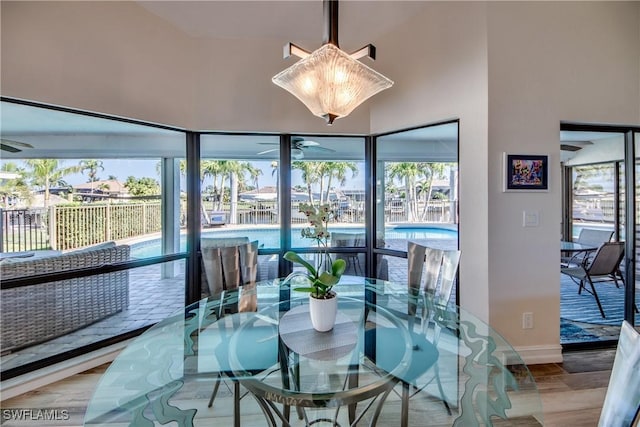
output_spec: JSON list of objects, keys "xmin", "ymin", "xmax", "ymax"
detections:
[{"xmin": 279, "ymin": 305, "xmax": 358, "ymax": 361}]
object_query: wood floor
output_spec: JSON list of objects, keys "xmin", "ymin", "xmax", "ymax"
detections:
[{"xmin": 0, "ymin": 348, "xmax": 620, "ymax": 427}]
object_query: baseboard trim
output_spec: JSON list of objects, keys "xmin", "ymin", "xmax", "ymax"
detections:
[
  {"xmin": 0, "ymin": 340, "xmax": 130, "ymax": 401},
  {"xmin": 513, "ymin": 344, "xmax": 563, "ymax": 364}
]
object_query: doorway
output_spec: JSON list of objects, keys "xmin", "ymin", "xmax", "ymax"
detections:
[{"xmin": 560, "ymin": 124, "xmax": 639, "ymax": 345}]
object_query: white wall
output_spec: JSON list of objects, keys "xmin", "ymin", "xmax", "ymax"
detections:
[
  {"xmin": 371, "ymin": 2, "xmax": 491, "ymax": 321},
  {"xmin": 1, "ymin": 1, "xmax": 196, "ymax": 129},
  {"xmin": 371, "ymin": 1, "xmax": 639, "ymax": 362},
  {"xmin": 486, "ymin": 1, "xmax": 639, "ymax": 357}
]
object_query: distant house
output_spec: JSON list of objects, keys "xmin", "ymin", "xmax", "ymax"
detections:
[
  {"xmin": 239, "ymin": 186, "xmax": 278, "ymax": 201},
  {"xmin": 15, "ymin": 193, "xmax": 70, "ymax": 209},
  {"xmin": 239, "ymin": 186, "xmax": 310, "ymax": 202},
  {"xmin": 73, "ymin": 180, "xmax": 128, "ymax": 201}
]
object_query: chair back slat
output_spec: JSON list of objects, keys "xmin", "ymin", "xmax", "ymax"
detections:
[
  {"xmin": 407, "ymin": 242, "xmax": 429, "ymax": 295},
  {"xmin": 408, "ymin": 242, "xmax": 444, "ymax": 295},
  {"xmin": 437, "ymin": 250, "xmax": 462, "ymax": 306},
  {"xmin": 202, "ymin": 241, "xmax": 259, "ymax": 295},
  {"xmin": 598, "ymin": 321, "xmax": 640, "ymax": 427},
  {"xmin": 407, "ymin": 242, "xmax": 461, "ymax": 328},
  {"xmin": 588, "ymin": 242, "xmax": 624, "ymax": 276},
  {"xmin": 238, "ymin": 241, "xmax": 259, "ymax": 284}
]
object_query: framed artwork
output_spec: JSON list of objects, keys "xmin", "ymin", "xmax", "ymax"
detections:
[{"xmin": 503, "ymin": 153, "xmax": 548, "ymax": 191}]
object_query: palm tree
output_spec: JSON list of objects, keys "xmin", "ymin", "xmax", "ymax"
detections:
[
  {"xmin": 246, "ymin": 164, "xmax": 263, "ymax": 194},
  {"xmin": 80, "ymin": 159, "xmax": 104, "ymax": 182},
  {"xmin": 416, "ymin": 162, "xmax": 448, "ymax": 220},
  {"xmin": 228, "ymin": 161, "xmax": 257, "ymax": 224},
  {"xmin": 200, "ymin": 160, "xmax": 253, "ymax": 224},
  {"xmin": 79, "ymin": 159, "xmax": 105, "ymax": 194},
  {"xmin": 228, "ymin": 162, "xmax": 242, "ymax": 224},
  {"xmin": 24, "ymin": 160, "xmax": 79, "ymax": 209},
  {"xmin": 320, "ymin": 162, "xmax": 358, "ymax": 204},
  {"xmin": 292, "ymin": 161, "xmax": 321, "ymax": 206},
  {"xmin": 387, "ymin": 162, "xmax": 423, "ymax": 221},
  {"xmin": 0, "ymin": 162, "xmax": 30, "ymax": 208},
  {"xmin": 201, "ymin": 160, "xmax": 225, "ymax": 211}
]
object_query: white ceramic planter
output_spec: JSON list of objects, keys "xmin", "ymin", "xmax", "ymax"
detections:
[{"xmin": 309, "ymin": 292, "xmax": 337, "ymax": 332}]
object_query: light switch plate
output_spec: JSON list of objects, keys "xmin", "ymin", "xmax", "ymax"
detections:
[{"xmin": 523, "ymin": 210, "xmax": 539, "ymax": 227}]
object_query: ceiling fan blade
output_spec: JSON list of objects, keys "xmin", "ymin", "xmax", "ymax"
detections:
[
  {"xmin": 1, "ymin": 139, "xmax": 34, "ymax": 149},
  {"xmin": 0, "ymin": 143, "xmax": 21, "ymax": 153},
  {"xmin": 305, "ymin": 145, "xmax": 336, "ymax": 153},
  {"xmin": 560, "ymin": 144, "xmax": 582, "ymax": 152},
  {"xmin": 257, "ymin": 148, "xmax": 279, "ymax": 155},
  {"xmin": 297, "ymin": 140, "xmax": 320, "ymax": 148},
  {"xmin": 292, "ymin": 148, "xmax": 304, "ymax": 159}
]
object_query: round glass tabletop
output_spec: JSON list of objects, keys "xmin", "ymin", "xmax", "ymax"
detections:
[{"xmin": 84, "ymin": 277, "xmax": 543, "ymax": 426}]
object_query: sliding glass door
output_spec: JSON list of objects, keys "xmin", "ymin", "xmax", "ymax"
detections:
[{"xmin": 560, "ymin": 125, "xmax": 639, "ymax": 345}]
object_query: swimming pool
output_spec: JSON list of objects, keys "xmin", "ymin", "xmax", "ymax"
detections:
[{"xmin": 130, "ymin": 225, "xmax": 458, "ymax": 258}]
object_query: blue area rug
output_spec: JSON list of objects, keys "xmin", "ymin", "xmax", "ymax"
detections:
[
  {"xmin": 560, "ymin": 274, "xmax": 628, "ymax": 325},
  {"xmin": 560, "ymin": 319, "xmax": 601, "ymax": 342}
]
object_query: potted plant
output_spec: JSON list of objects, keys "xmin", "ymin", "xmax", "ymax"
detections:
[{"xmin": 284, "ymin": 203, "xmax": 346, "ymax": 332}]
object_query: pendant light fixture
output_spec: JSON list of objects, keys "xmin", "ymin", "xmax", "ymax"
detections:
[{"xmin": 272, "ymin": 0, "xmax": 393, "ymax": 125}]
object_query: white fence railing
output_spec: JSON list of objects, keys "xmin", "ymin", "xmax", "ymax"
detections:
[{"xmin": 2, "ymin": 199, "xmax": 458, "ymax": 252}]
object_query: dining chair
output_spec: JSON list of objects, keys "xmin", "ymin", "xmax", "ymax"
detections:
[
  {"xmin": 201, "ymin": 238, "xmax": 255, "ymax": 296},
  {"xmin": 331, "ymin": 232, "xmax": 365, "ymax": 276},
  {"xmin": 410, "ymin": 244, "xmax": 461, "ymax": 411},
  {"xmin": 330, "ymin": 233, "xmax": 389, "ymax": 280},
  {"xmin": 374, "ymin": 242, "xmax": 461, "ymax": 424},
  {"xmin": 598, "ymin": 320, "xmax": 640, "ymax": 427},
  {"xmin": 200, "ymin": 240, "xmax": 278, "ymax": 426},
  {"xmin": 561, "ymin": 241, "xmax": 624, "ymax": 318}
]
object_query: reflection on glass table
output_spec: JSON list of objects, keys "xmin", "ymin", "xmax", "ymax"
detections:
[{"xmin": 84, "ymin": 277, "xmax": 543, "ymax": 427}]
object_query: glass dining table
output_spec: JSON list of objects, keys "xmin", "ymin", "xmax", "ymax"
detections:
[
  {"xmin": 561, "ymin": 241, "xmax": 598, "ymax": 253},
  {"xmin": 561, "ymin": 240, "xmax": 599, "ymax": 267},
  {"xmin": 84, "ymin": 277, "xmax": 543, "ymax": 427}
]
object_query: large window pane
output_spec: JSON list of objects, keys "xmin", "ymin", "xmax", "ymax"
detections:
[
  {"xmin": 570, "ymin": 163, "xmax": 616, "ymax": 239},
  {"xmin": 289, "ymin": 136, "xmax": 366, "ymax": 250},
  {"xmin": 375, "ymin": 123, "xmax": 459, "ymax": 252},
  {"xmin": 200, "ymin": 134, "xmax": 281, "ymax": 250},
  {"xmin": 0, "ymin": 101, "xmax": 187, "ymax": 376},
  {"xmin": 0, "ymin": 103, "xmax": 186, "ymax": 258}
]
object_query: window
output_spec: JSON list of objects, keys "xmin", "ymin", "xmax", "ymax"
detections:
[{"xmin": 0, "ymin": 100, "xmax": 187, "ymax": 377}]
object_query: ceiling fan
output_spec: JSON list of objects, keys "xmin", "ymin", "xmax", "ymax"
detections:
[
  {"xmin": 257, "ymin": 137, "xmax": 335, "ymax": 159},
  {"xmin": 560, "ymin": 140, "xmax": 593, "ymax": 152},
  {"xmin": 1, "ymin": 139, "xmax": 34, "ymax": 153}
]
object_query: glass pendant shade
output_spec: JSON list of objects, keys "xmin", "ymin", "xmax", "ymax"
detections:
[{"xmin": 272, "ymin": 44, "xmax": 393, "ymax": 124}]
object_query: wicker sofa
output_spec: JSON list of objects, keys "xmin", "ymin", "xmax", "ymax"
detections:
[{"xmin": 1, "ymin": 244, "xmax": 130, "ymax": 353}]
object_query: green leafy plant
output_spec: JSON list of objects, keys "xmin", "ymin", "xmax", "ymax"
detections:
[{"xmin": 284, "ymin": 203, "xmax": 346, "ymax": 299}]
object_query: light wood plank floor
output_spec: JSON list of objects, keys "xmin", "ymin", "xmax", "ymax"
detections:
[{"xmin": 0, "ymin": 349, "xmax": 618, "ymax": 426}]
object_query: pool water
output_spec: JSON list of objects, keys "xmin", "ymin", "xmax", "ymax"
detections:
[{"xmin": 131, "ymin": 226, "xmax": 458, "ymax": 258}]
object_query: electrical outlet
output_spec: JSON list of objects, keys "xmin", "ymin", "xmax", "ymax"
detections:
[{"xmin": 522, "ymin": 312, "xmax": 534, "ymax": 329}]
